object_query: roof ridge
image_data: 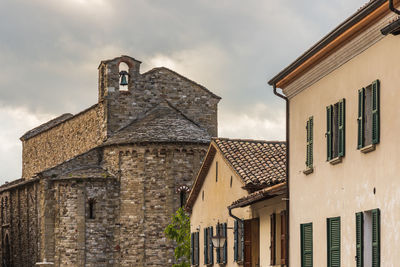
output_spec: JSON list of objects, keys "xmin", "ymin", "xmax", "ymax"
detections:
[{"xmin": 213, "ymin": 137, "xmax": 286, "ymax": 144}]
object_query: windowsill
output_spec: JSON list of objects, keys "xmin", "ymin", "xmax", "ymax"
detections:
[
  {"xmin": 329, "ymin": 157, "xmax": 342, "ymax": 165},
  {"xmin": 303, "ymin": 167, "xmax": 314, "ymax": 175},
  {"xmin": 360, "ymin": 144, "xmax": 376, "ymax": 154}
]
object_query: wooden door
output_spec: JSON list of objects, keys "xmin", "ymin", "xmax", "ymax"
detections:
[
  {"xmin": 244, "ymin": 218, "xmax": 260, "ymax": 267},
  {"xmin": 251, "ymin": 219, "xmax": 260, "ymax": 267},
  {"xmin": 244, "ymin": 220, "xmax": 252, "ymax": 267}
]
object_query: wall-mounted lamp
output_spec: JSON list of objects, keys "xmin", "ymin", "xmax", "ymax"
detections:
[{"xmin": 211, "ymin": 221, "xmax": 227, "ymax": 249}]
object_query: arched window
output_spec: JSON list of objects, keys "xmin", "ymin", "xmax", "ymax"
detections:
[{"xmin": 176, "ymin": 185, "xmax": 190, "ymax": 208}]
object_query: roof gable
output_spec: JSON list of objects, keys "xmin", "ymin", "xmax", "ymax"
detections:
[
  {"xmin": 142, "ymin": 67, "xmax": 221, "ymax": 100},
  {"xmin": 185, "ymin": 138, "xmax": 286, "ymax": 211}
]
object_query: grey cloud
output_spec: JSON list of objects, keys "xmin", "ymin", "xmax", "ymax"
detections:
[{"xmin": 0, "ymin": 0, "xmax": 368, "ymax": 179}]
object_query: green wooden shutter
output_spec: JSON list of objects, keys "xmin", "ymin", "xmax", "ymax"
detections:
[
  {"xmin": 326, "ymin": 105, "xmax": 333, "ymax": 160},
  {"xmin": 306, "ymin": 117, "xmax": 313, "ymax": 168},
  {"xmin": 204, "ymin": 228, "xmax": 208, "ymax": 264},
  {"xmin": 209, "ymin": 226, "xmax": 214, "ymax": 264},
  {"xmin": 216, "ymin": 224, "xmax": 220, "ymax": 263},
  {"xmin": 356, "ymin": 213, "xmax": 364, "ymax": 267},
  {"xmin": 234, "ymin": 220, "xmax": 238, "ymax": 262},
  {"xmin": 327, "ymin": 217, "xmax": 341, "ymax": 267},
  {"xmin": 372, "ymin": 80, "xmax": 380, "ymax": 145},
  {"xmin": 306, "ymin": 119, "xmax": 310, "ymax": 167},
  {"xmin": 196, "ymin": 232, "xmax": 200, "ymax": 265},
  {"xmin": 338, "ymin": 99, "xmax": 345, "ymax": 157},
  {"xmin": 191, "ymin": 233, "xmax": 195, "ymax": 265},
  {"xmin": 240, "ymin": 221, "xmax": 244, "ymax": 262},
  {"xmin": 301, "ymin": 223, "xmax": 313, "ymax": 267},
  {"xmin": 223, "ymin": 223, "xmax": 227, "ymax": 264},
  {"xmin": 357, "ymin": 88, "xmax": 365, "ymax": 149},
  {"xmin": 372, "ymin": 209, "xmax": 380, "ymax": 267},
  {"xmin": 310, "ymin": 117, "xmax": 313, "ymax": 166}
]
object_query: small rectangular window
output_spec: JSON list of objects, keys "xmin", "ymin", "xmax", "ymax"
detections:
[{"xmin": 216, "ymin": 162, "xmax": 218, "ymax": 182}]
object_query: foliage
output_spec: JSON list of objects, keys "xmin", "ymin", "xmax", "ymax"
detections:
[{"xmin": 164, "ymin": 207, "xmax": 191, "ymax": 267}]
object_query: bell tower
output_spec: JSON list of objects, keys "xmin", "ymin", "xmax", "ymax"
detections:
[{"xmin": 97, "ymin": 55, "xmax": 142, "ymax": 101}]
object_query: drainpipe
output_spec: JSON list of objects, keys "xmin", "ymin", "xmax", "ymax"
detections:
[
  {"xmin": 389, "ymin": 0, "xmax": 400, "ymax": 15},
  {"xmin": 273, "ymin": 83, "xmax": 290, "ymax": 267},
  {"xmin": 228, "ymin": 207, "xmax": 243, "ymax": 222}
]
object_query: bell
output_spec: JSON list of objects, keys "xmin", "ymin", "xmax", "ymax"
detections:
[{"xmin": 119, "ymin": 71, "xmax": 129, "ymax": 86}]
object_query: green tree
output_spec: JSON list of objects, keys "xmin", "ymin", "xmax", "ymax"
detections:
[{"xmin": 164, "ymin": 207, "xmax": 191, "ymax": 267}]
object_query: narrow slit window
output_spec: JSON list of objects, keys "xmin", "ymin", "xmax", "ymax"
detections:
[{"xmin": 88, "ymin": 199, "xmax": 96, "ymax": 219}]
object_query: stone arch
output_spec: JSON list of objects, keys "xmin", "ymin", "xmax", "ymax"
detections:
[{"xmin": 176, "ymin": 185, "xmax": 190, "ymax": 208}]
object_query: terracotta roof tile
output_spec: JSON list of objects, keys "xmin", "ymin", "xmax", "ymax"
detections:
[{"xmin": 214, "ymin": 138, "xmax": 286, "ymax": 189}]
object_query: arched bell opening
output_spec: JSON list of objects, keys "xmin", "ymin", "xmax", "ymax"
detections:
[{"xmin": 118, "ymin": 62, "xmax": 129, "ymax": 91}]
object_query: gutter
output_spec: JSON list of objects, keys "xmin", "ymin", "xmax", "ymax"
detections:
[{"xmin": 272, "ymin": 84, "xmax": 290, "ymax": 267}]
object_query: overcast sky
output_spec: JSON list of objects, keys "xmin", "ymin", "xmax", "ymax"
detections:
[{"xmin": 0, "ymin": 0, "xmax": 368, "ymax": 181}]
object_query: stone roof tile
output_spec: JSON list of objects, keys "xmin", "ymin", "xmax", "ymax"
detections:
[{"xmin": 104, "ymin": 101, "xmax": 211, "ymax": 145}]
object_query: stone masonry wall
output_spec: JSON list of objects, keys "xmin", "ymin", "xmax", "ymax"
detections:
[
  {"xmin": 0, "ymin": 180, "xmax": 41, "ymax": 267},
  {"xmin": 52, "ymin": 178, "xmax": 119, "ymax": 267},
  {"xmin": 22, "ymin": 102, "xmax": 106, "ymax": 179},
  {"xmin": 102, "ymin": 143, "xmax": 207, "ymax": 267},
  {"xmin": 105, "ymin": 68, "xmax": 219, "ymax": 137}
]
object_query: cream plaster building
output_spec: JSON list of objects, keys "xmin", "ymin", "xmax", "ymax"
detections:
[
  {"xmin": 268, "ymin": 0, "xmax": 400, "ymax": 266},
  {"xmin": 186, "ymin": 138, "xmax": 286, "ymax": 267}
]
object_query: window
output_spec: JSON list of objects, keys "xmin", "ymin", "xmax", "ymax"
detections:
[
  {"xmin": 216, "ymin": 162, "xmax": 218, "ymax": 182},
  {"xmin": 327, "ymin": 217, "xmax": 341, "ymax": 267},
  {"xmin": 234, "ymin": 220, "xmax": 244, "ymax": 263},
  {"xmin": 204, "ymin": 226, "xmax": 214, "ymax": 265},
  {"xmin": 300, "ymin": 223, "xmax": 313, "ymax": 267},
  {"xmin": 305, "ymin": 117, "xmax": 314, "ymax": 173},
  {"xmin": 88, "ymin": 198, "xmax": 96, "ymax": 219},
  {"xmin": 177, "ymin": 185, "xmax": 190, "ymax": 208},
  {"xmin": 326, "ymin": 99, "xmax": 345, "ymax": 162},
  {"xmin": 358, "ymin": 80, "xmax": 380, "ymax": 151},
  {"xmin": 191, "ymin": 232, "xmax": 200, "ymax": 266},
  {"xmin": 356, "ymin": 209, "xmax": 380, "ymax": 267},
  {"xmin": 216, "ymin": 223, "xmax": 227, "ymax": 264}
]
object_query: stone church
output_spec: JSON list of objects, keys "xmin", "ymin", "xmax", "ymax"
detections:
[{"xmin": 0, "ymin": 55, "xmax": 220, "ymax": 267}]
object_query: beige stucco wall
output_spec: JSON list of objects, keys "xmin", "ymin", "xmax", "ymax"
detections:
[
  {"xmin": 190, "ymin": 148, "xmax": 286, "ymax": 267},
  {"xmin": 190, "ymin": 150, "xmax": 250, "ymax": 267},
  {"xmin": 287, "ymin": 31, "xmax": 400, "ymax": 266},
  {"xmin": 252, "ymin": 197, "xmax": 286, "ymax": 267}
]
